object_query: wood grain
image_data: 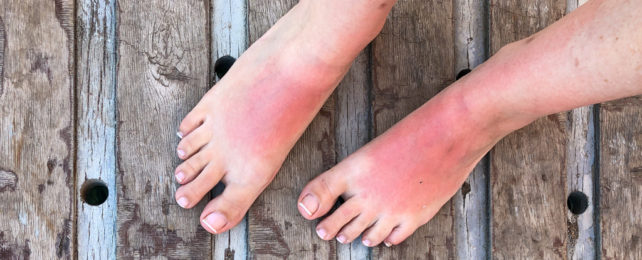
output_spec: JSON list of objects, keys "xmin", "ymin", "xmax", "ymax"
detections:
[
  {"xmin": 76, "ymin": 0, "xmax": 118, "ymax": 258},
  {"xmin": 370, "ymin": 0, "xmax": 457, "ymax": 258},
  {"xmin": 246, "ymin": 1, "xmax": 337, "ymax": 259},
  {"xmin": 211, "ymin": 0, "xmax": 249, "ymax": 259},
  {"xmin": 115, "ymin": 0, "xmax": 212, "ymax": 258},
  {"xmin": 0, "ymin": 0, "xmax": 75, "ymax": 258},
  {"xmin": 489, "ymin": 0, "xmax": 569, "ymax": 259},
  {"xmin": 335, "ymin": 50, "xmax": 372, "ymax": 260},
  {"xmin": 599, "ymin": 96, "xmax": 642, "ymax": 259},
  {"xmin": 453, "ymin": 0, "xmax": 490, "ymax": 259}
]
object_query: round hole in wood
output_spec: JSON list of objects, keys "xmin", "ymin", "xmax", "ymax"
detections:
[
  {"xmin": 81, "ymin": 179, "xmax": 109, "ymax": 206},
  {"xmin": 567, "ymin": 191, "xmax": 589, "ymax": 215},
  {"xmin": 215, "ymin": 55, "xmax": 236, "ymax": 79},
  {"xmin": 456, "ymin": 68, "xmax": 471, "ymax": 80}
]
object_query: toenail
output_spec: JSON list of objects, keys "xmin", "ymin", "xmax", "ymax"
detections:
[
  {"xmin": 316, "ymin": 228, "xmax": 327, "ymax": 240},
  {"xmin": 176, "ymin": 131, "xmax": 183, "ymax": 139},
  {"xmin": 177, "ymin": 197, "xmax": 189, "ymax": 208},
  {"xmin": 362, "ymin": 239, "xmax": 372, "ymax": 247},
  {"xmin": 336, "ymin": 235, "xmax": 347, "ymax": 244},
  {"xmin": 177, "ymin": 149, "xmax": 186, "ymax": 158},
  {"xmin": 384, "ymin": 241, "xmax": 392, "ymax": 247},
  {"xmin": 202, "ymin": 212, "xmax": 227, "ymax": 234},
  {"xmin": 299, "ymin": 194, "xmax": 319, "ymax": 216},
  {"xmin": 175, "ymin": 171, "xmax": 185, "ymax": 182}
]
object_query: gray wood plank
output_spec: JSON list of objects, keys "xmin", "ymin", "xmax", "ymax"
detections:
[
  {"xmin": 0, "ymin": 0, "xmax": 76, "ymax": 258},
  {"xmin": 76, "ymin": 0, "xmax": 118, "ymax": 258},
  {"xmin": 370, "ymin": 0, "xmax": 457, "ymax": 258},
  {"xmin": 489, "ymin": 0, "xmax": 569, "ymax": 259},
  {"xmin": 246, "ymin": 1, "xmax": 336, "ymax": 259},
  {"xmin": 115, "ymin": 0, "xmax": 212, "ymax": 257},
  {"xmin": 565, "ymin": 2, "xmax": 596, "ymax": 260},
  {"xmin": 453, "ymin": 0, "xmax": 490, "ymax": 259},
  {"xmin": 599, "ymin": 96, "xmax": 642, "ymax": 259},
  {"xmin": 211, "ymin": 0, "xmax": 249, "ymax": 259},
  {"xmin": 335, "ymin": 50, "xmax": 371, "ymax": 260}
]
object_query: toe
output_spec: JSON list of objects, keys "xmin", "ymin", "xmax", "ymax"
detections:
[
  {"xmin": 200, "ymin": 183, "xmax": 257, "ymax": 234},
  {"xmin": 298, "ymin": 167, "xmax": 347, "ymax": 219},
  {"xmin": 335, "ymin": 213, "xmax": 376, "ymax": 244},
  {"xmin": 383, "ymin": 222, "xmax": 419, "ymax": 247},
  {"xmin": 175, "ymin": 163, "xmax": 225, "ymax": 209},
  {"xmin": 315, "ymin": 199, "xmax": 362, "ymax": 240},
  {"xmin": 178, "ymin": 109, "xmax": 206, "ymax": 138},
  {"xmin": 174, "ymin": 149, "xmax": 214, "ymax": 184},
  {"xmin": 177, "ymin": 126, "xmax": 212, "ymax": 159},
  {"xmin": 360, "ymin": 217, "xmax": 397, "ymax": 247}
]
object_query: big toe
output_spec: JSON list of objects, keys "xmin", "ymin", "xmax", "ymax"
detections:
[
  {"xmin": 297, "ymin": 167, "xmax": 348, "ymax": 220},
  {"xmin": 200, "ymin": 183, "xmax": 258, "ymax": 234}
]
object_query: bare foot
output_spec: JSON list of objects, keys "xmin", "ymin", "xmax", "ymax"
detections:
[
  {"xmin": 297, "ymin": 71, "xmax": 518, "ymax": 246},
  {"xmin": 173, "ymin": 2, "xmax": 354, "ymax": 234}
]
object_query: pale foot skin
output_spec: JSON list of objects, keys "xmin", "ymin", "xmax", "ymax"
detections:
[
  {"xmin": 173, "ymin": 3, "xmax": 353, "ymax": 233},
  {"xmin": 298, "ymin": 0, "xmax": 642, "ymax": 247}
]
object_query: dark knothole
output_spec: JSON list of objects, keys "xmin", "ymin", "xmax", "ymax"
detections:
[
  {"xmin": 81, "ymin": 179, "xmax": 109, "ymax": 206},
  {"xmin": 215, "ymin": 55, "xmax": 236, "ymax": 79},
  {"xmin": 456, "ymin": 68, "xmax": 471, "ymax": 80},
  {"xmin": 567, "ymin": 191, "xmax": 589, "ymax": 215}
]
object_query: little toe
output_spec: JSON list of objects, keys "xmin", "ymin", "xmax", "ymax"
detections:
[
  {"xmin": 200, "ymin": 183, "xmax": 258, "ymax": 234},
  {"xmin": 335, "ymin": 213, "xmax": 376, "ymax": 244},
  {"xmin": 174, "ymin": 150, "xmax": 213, "ymax": 184},
  {"xmin": 175, "ymin": 163, "xmax": 225, "ymax": 209},
  {"xmin": 315, "ymin": 198, "xmax": 362, "ymax": 240},
  {"xmin": 360, "ymin": 218, "xmax": 397, "ymax": 247},
  {"xmin": 298, "ymin": 168, "xmax": 347, "ymax": 219},
  {"xmin": 177, "ymin": 127, "xmax": 212, "ymax": 159},
  {"xmin": 178, "ymin": 109, "xmax": 206, "ymax": 138},
  {"xmin": 383, "ymin": 222, "xmax": 419, "ymax": 247}
]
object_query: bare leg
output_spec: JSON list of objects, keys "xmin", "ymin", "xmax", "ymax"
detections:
[
  {"xmin": 173, "ymin": 0, "xmax": 395, "ymax": 234},
  {"xmin": 298, "ymin": 0, "xmax": 642, "ymax": 247}
]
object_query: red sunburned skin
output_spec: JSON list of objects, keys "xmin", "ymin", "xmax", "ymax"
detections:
[{"xmin": 297, "ymin": 86, "xmax": 500, "ymax": 247}]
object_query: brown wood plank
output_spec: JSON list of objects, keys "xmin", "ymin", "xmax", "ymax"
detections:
[
  {"xmin": 246, "ymin": 1, "xmax": 337, "ymax": 259},
  {"xmin": 0, "ymin": 0, "xmax": 75, "ymax": 258},
  {"xmin": 489, "ymin": 0, "xmax": 569, "ymax": 259},
  {"xmin": 115, "ymin": 0, "xmax": 212, "ymax": 257},
  {"xmin": 599, "ymin": 96, "xmax": 642, "ymax": 259},
  {"xmin": 370, "ymin": 0, "xmax": 457, "ymax": 258}
]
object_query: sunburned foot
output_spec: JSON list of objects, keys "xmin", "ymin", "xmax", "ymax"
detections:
[
  {"xmin": 297, "ymin": 76, "xmax": 516, "ymax": 247},
  {"xmin": 173, "ymin": 2, "xmax": 353, "ymax": 234}
]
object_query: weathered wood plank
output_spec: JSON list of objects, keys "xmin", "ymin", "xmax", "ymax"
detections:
[
  {"xmin": 0, "ymin": 0, "xmax": 76, "ymax": 258},
  {"xmin": 115, "ymin": 0, "xmax": 212, "ymax": 258},
  {"xmin": 76, "ymin": 0, "xmax": 118, "ymax": 258},
  {"xmin": 489, "ymin": 0, "xmax": 568, "ymax": 259},
  {"xmin": 211, "ymin": 0, "xmax": 249, "ymax": 259},
  {"xmin": 599, "ymin": 96, "xmax": 642, "ymax": 259},
  {"xmin": 564, "ymin": 0, "xmax": 597, "ymax": 258},
  {"xmin": 370, "ymin": 0, "xmax": 457, "ymax": 258},
  {"xmin": 246, "ymin": 1, "xmax": 336, "ymax": 259},
  {"xmin": 335, "ymin": 50, "xmax": 371, "ymax": 260},
  {"xmin": 453, "ymin": 0, "xmax": 490, "ymax": 259}
]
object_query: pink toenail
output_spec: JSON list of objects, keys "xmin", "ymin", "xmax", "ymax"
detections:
[
  {"xmin": 299, "ymin": 194, "xmax": 319, "ymax": 216},
  {"xmin": 177, "ymin": 149, "xmax": 186, "ymax": 158},
  {"xmin": 384, "ymin": 241, "xmax": 392, "ymax": 247},
  {"xmin": 202, "ymin": 212, "xmax": 227, "ymax": 234},
  {"xmin": 176, "ymin": 131, "xmax": 183, "ymax": 139},
  {"xmin": 177, "ymin": 197, "xmax": 189, "ymax": 208},
  {"xmin": 336, "ymin": 235, "xmax": 347, "ymax": 244},
  {"xmin": 175, "ymin": 172, "xmax": 185, "ymax": 182},
  {"xmin": 362, "ymin": 239, "xmax": 372, "ymax": 247},
  {"xmin": 316, "ymin": 228, "xmax": 327, "ymax": 239}
]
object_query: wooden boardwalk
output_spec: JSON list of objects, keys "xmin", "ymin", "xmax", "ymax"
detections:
[{"xmin": 0, "ymin": 0, "xmax": 640, "ymax": 259}]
